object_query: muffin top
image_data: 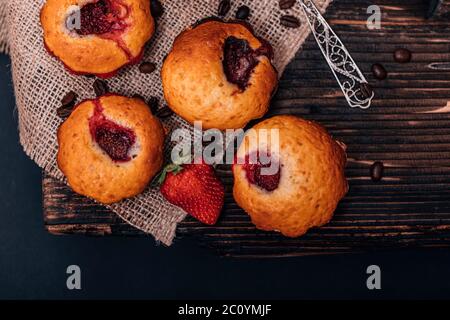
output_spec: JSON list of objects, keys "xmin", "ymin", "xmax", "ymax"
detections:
[
  {"xmin": 57, "ymin": 94, "xmax": 165, "ymax": 204},
  {"xmin": 233, "ymin": 115, "xmax": 348, "ymax": 237},
  {"xmin": 161, "ymin": 20, "xmax": 278, "ymax": 130},
  {"xmin": 41, "ymin": 0, "xmax": 154, "ymax": 77}
]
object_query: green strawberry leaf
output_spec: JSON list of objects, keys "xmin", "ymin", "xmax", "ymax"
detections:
[{"xmin": 152, "ymin": 163, "xmax": 184, "ymax": 186}]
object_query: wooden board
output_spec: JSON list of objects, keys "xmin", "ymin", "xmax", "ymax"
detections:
[
  {"xmin": 43, "ymin": 0, "xmax": 450, "ymax": 257},
  {"xmin": 428, "ymin": 0, "xmax": 450, "ymax": 19}
]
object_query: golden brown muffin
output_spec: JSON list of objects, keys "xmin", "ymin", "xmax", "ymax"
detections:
[
  {"xmin": 41, "ymin": 0, "xmax": 154, "ymax": 78},
  {"xmin": 232, "ymin": 115, "xmax": 348, "ymax": 237},
  {"xmin": 57, "ymin": 94, "xmax": 165, "ymax": 204},
  {"xmin": 161, "ymin": 20, "xmax": 278, "ymax": 130}
]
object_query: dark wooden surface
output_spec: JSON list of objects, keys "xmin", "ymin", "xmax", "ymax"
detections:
[
  {"xmin": 428, "ymin": 0, "xmax": 450, "ymax": 19},
  {"xmin": 43, "ymin": 0, "xmax": 450, "ymax": 257}
]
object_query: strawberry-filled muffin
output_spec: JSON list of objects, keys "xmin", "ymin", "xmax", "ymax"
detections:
[
  {"xmin": 57, "ymin": 94, "xmax": 165, "ymax": 204},
  {"xmin": 161, "ymin": 19, "xmax": 278, "ymax": 130},
  {"xmin": 41, "ymin": 0, "xmax": 155, "ymax": 78},
  {"xmin": 232, "ymin": 115, "xmax": 348, "ymax": 237}
]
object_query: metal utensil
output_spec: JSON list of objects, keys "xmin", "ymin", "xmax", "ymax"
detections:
[{"xmin": 300, "ymin": 0, "xmax": 374, "ymax": 109}]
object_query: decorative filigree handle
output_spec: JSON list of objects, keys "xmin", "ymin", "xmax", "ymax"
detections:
[{"xmin": 300, "ymin": 0, "xmax": 374, "ymax": 109}]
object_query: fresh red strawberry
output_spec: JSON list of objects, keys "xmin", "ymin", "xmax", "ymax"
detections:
[{"xmin": 158, "ymin": 162, "xmax": 225, "ymax": 225}]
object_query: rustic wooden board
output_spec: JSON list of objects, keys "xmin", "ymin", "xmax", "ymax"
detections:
[
  {"xmin": 428, "ymin": 0, "xmax": 450, "ymax": 19},
  {"xmin": 43, "ymin": 0, "xmax": 450, "ymax": 257}
]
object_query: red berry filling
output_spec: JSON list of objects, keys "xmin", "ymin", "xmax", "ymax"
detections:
[
  {"xmin": 223, "ymin": 36, "xmax": 274, "ymax": 90},
  {"xmin": 93, "ymin": 121, "xmax": 136, "ymax": 161},
  {"xmin": 241, "ymin": 152, "xmax": 280, "ymax": 191},
  {"xmin": 89, "ymin": 100, "xmax": 136, "ymax": 162},
  {"xmin": 76, "ymin": 0, "xmax": 128, "ymax": 36}
]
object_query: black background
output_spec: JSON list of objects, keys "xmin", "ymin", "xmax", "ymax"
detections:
[{"xmin": 1, "ymin": 53, "xmax": 450, "ymax": 300}]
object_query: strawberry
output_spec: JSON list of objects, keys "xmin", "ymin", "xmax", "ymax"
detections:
[{"xmin": 157, "ymin": 162, "xmax": 225, "ymax": 225}]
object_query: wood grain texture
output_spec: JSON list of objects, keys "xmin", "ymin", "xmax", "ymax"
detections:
[
  {"xmin": 428, "ymin": 0, "xmax": 450, "ymax": 19},
  {"xmin": 43, "ymin": 0, "xmax": 450, "ymax": 257}
]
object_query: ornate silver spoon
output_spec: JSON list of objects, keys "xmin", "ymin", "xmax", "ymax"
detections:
[{"xmin": 300, "ymin": 0, "xmax": 374, "ymax": 109}]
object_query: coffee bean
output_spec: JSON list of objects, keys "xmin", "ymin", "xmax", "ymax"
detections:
[
  {"xmin": 218, "ymin": 0, "xmax": 231, "ymax": 16},
  {"xmin": 156, "ymin": 106, "xmax": 174, "ymax": 118},
  {"xmin": 359, "ymin": 82, "xmax": 373, "ymax": 99},
  {"xmin": 236, "ymin": 5, "xmax": 250, "ymax": 20},
  {"xmin": 280, "ymin": 15, "xmax": 301, "ymax": 28},
  {"xmin": 370, "ymin": 161, "xmax": 384, "ymax": 182},
  {"xmin": 59, "ymin": 90, "xmax": 77, "ymax": 119},
  {"xmin": 139, "ymin": 62, "xmax": 156, "ymax": 74},
  {"xmin": 147, "ymin": 96, "xmax": 159, "ymax": 114},
  {"xmin": 394, "ymin": 48, "xmax": 412, "ymax": 63},
  {"xmin": 57, "ymin": 105, "xmax": 74, "ymax": 119},
  {"xmin": 132, "ymin": 94, "xmax": 145, "ymax": 101},
  {"xmin": 61, "ymin": 91, "xmax": 77, "ymax": 107},
  {"xmin": 150, "ymin": 0, "xmax": 164, "ymax": 18},
  {"xmin": 371, "ymin": 63, "xmax": 388, "ymax": 80},
  {"xmin": 279, "ymin": 0, "xmax": 296, "ymax": 10},
  {"xmin": 93, "ymin": 79, "xmax": 108, "ymax": 97}
]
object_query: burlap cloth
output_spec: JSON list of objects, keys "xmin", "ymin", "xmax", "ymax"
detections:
[{"xmin": 0, "ymin": 0, "xmax": 331, "ymax": 245}]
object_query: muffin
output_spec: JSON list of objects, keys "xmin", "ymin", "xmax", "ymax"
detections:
[
  {"xmin": 232, "ymin": 115, "xmax": 348, "ymax": 237},
  {"xmin": 161, "ymin": 19, "xmax": 278, "ymax": 130},
  {"xmin": 41, "ymin": 0, "xmax": 155, "ymax": 78},
  {"xmin": 57, "ymin": 94, "xmax": 165, "ymax": 204}
]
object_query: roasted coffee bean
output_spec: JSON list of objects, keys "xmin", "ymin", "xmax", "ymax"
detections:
[
  {"xmin": 156, "ymin": 106, "xmax": 174, "ymax": 118},
  {"xmin": 218, "ymin": 0, "xmax": 231, "ymax": 16},
  {"xmin": 132, "ymin": 94, "xmax": 145, "ymax": 101},
  {"xmin": 150, "ymin": 0, "xmax": 164, "ymax": 18},
  {"xmin": 280, "ymin": 15, "xmax": 301, "ymax": 28},
  {"xmin": 359, "ymin": 82, "xmax": 373, "ymax": 99},
  {"xmin": 57, "ymin": 105, "xmax": 74, "ymax": 119},
  {"xmin": 147, "ymin": 96, "xmax": 159, "ymax": 114},
  {"xmin": 279, "ymin": 0, "xmax": 296, "ymax": 10},
  {"xmin": 394, "ymin": 48, "xmax": 412, "ymax": 63},
  {"xmin": 236, "ymin": 5, "xmax": 250, "ymax": 20},
  {"xmin": 61, "ymin": 91, "xmax": 77, "ymax": 107},
  {"xmin": 371, "ymin": 63, "xmax": 388, "ymax": 80},
  {"xmin": 139, "ymin": 62, "xmax": 156, "ymax": 74},
  {"xmin": 370, "ymin": 161, "xmax": 384, "ymax": 182},
  {"xmin": 93, "ymin": 79, "xmax": 108, "ymax": 97}
]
